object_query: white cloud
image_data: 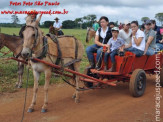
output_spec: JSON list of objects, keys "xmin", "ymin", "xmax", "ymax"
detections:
[{"xmin": 0, "ymin": 0, "xmax": 162, "ymax": 25}]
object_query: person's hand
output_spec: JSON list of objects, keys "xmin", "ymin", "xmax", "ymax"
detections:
[
  {"xmin": 159, "ymin": 39, "xmax": 163, "ymax": 43},
  {"xmin": 107, "ymin": 49, "xmax": 110, "ymax": 53},
  {"xmin": 143, "ymin": 51, "xmax": 146, "ymax": 55},
  {"xmin": 132, "ymin": 31, "xmax": 136, "ymax": 36},
  {"xmin": 119, "ymin": 47, "xmax": 124, "ymax": 52},
  {"xmin": 103, "ymin": 44, "xmax": 109, "ymax": 48}
]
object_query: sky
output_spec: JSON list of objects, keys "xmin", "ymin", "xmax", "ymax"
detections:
[{"xmin": 0, "ymin": 0, "xmax": 163, "ymax": 25}]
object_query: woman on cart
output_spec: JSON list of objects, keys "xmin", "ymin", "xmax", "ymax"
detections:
[
  {"xmin": 86, "ymin": 16, "xmax": 112, "ymax": 70},
  {"xmin": 125, "ymin": 21, "xmax": 145, "ymax": 57}
]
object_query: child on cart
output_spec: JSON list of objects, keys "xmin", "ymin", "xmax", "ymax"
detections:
[{"xmin": 104, "ymin": 27, "xmax": 125, "ymax": 72}]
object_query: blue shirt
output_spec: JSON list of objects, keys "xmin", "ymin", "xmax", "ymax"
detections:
[
  {"xmin": 154, "ymin": 25, "xmax": 162, "ymax": 43},
  {"xmin": 107, "ymin": 37, "xmax": 125, "ymax": 51}
]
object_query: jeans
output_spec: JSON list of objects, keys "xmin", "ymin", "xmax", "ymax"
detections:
[
  {"xmin": 146, "ymin": 47, "xmax": 155, "ymax": 55},
  {"xmin": 156, "ymin": 43, "xmax": 163, "ymax": 51},
  {"xmin": 58, "ymin": 30, "xmax": 64, "ymax": 35},
  {"xmin": 104, "ymin": 49, "xmax": 118, "ymax": 63},
  {"xmin": 125, "ymin": 47, "xmax": 144, "ymax": 57},
  {"xmin": 86, "ymin": 44, "xmax": 103, "ymax": 62}
]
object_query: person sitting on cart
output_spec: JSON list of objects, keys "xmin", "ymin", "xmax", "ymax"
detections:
[
  {"xmin": 151, "ymin": 20, "xmax": 163, "ymax": 51},
  {"xmin": 119, "ymin": 20, "xmax": 132, "ymax": 47},
  {"xmin": 143, "ymin": 20, "xmax": 156, "ymax": 55},
  {"xmin": 104, "ymin": 27, "xmax": 125, "ymax": 72},
  {"xmin": 86, "ymin": 16, "xmax": 112, "ymax": 70},
  {"xmin": 125, "ymin": 21, "xmax": 145, "ymax": 57}
]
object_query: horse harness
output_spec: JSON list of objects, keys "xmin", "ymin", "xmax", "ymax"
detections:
[{"xmin": 46, "ymin": 33, "xmax": 81, "ymax": 67}]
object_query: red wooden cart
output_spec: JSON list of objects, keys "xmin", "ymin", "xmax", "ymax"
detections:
[{"xmin": 11, "ymin": 51, "xmax": 163, "ymax": 97}]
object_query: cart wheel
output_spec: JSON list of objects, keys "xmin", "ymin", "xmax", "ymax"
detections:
[
  {"xmin": 83, "ymin": 65, "xmax": 93, "ymax": 88},
  {"xmin": 129, "ymin": 69, "xmax": 146, "ymax": 97},
  {"xmin": 160, "ymin": 66, "xmax": 163, "ymax": 87}
]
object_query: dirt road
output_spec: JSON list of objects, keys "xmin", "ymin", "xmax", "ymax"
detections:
[{"xmin": 0, "ymin": 75, "xmax": 162, "ymax": 122}]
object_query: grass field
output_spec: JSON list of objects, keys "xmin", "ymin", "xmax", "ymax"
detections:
[{"xmin": 0, "ymin": 27, "xmax": 94, "ymax": 93}]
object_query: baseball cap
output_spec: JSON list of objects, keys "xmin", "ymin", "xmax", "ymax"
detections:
[
  {"xmin": 111, "ymin": 27, "xmax": 119, "ymax": 31},
  {"xmin": 123, "ymin": 20, "xmax": 130, "ymax": 25},
  {"xmin": 145, "ymin": 20, "xmax": 151, "ymax": 25}
]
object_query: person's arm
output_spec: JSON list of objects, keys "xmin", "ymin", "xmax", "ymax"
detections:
[
  {"xmin": 119, "ymin": 44, "xmax": 125, "ymax": 51},
  {"xmin": 133, "ymin": 36, "xmax": 143, "ymax": 46},
  {"xmin": 95, "ymin": 30, "xmax": 109, "ymax": 47},
  {"xmin": 159, "ymin": 39, "xmax": 163, "ymax": 43},
  {"xmin": 125, "ymin": 41, "xmax": 132, "ymax": 48},
  {"xmin": 107, "ymin": 45, "xmax": 111, "ymax": 53},
  {"xmin": 144, "ymin": 36, "xmax": 154, "ymax": 55},
  {"xmin": 95, "ymin": 35, "xmax": 104, "ymax": 46}
]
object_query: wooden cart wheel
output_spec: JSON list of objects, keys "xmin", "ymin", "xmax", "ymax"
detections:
[
  {"xmin": 83, "ymin": 65, "xmax": 94, "ymax": 88},
  {"xmin": 160, "ymin": 65, "xmax": 163, "ymax": 87},
  {"xmin": 129, "ymin": 69, "xmax": 146, "ymax": 97}
]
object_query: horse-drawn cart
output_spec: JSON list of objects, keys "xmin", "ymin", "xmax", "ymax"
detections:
[{"xmin": 11, "ymin": 51, "xmax": 163, "ymax": 98}]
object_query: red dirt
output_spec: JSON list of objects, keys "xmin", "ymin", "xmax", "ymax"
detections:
[{"xmin": 0, "ymin": 75, "xmax": 162, "ymax": 122}]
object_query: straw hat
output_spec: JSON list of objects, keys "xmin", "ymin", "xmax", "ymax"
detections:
[{"xmin": 54, "ymin": 17, "xmax": 59, "ymax": 20}]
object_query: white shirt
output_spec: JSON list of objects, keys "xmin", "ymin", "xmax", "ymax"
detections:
[
  {"xmin": 96, "ymin": 27, "xmax": 108, "ymax": 43},
  {"xmin": 132, "ymin": 29, "xmax": 145, "ymax": 51},
  {"xmin": 53, "ymin": 21, "xmax": 62, "ymax": 30},
  {"xmin": 119, "ymin": 29, "xmax": 132, "ymax": 46}
]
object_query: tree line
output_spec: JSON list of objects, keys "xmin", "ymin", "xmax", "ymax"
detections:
[
  {"xmin": 141, "ymin": 13, "xmax": 163, "ymax": 25},
  {"xmin": 0, "ymin": 13, "xmax": 163, "ymax": 28}
]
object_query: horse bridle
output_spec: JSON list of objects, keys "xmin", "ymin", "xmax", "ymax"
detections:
[{"xmin": 25, "ymin": 25, "xmax": 39, "ymax": 49}]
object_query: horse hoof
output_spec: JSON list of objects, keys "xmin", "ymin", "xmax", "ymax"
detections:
[
  {"xmin": 72, "ymin": 95, "xmax": 76, "ymax": 99},
  {"xmin": 75, "ymin": 98, "xmax": 80, "ymax": 103},
  {"xmin": 41, "ymin": 109, "xmax": 47, "ymax": 113},
  {"xmin": 27, "ymin": 108, "xmax": 34, "ymax": 113},
  {"xmin": 18, "ymin": 85, "xmax": 22, "ymax": 88},
  {"xmin": 15, "ymin": 84, "xmax": 18, "ymax": 88}
]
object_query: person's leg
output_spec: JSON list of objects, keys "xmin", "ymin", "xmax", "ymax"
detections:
[
  {"xmin": 103, "ymin": 52, "xmax": 110, "ymax": 71},
  {"xmin": 96, "ymin": 47, "xmax": 103, "ymax": 70},
  {"xmin": 104, "ymin": 52, "xmax": 110, "ymax": 63},
  {"xmin": 60, "ymin": 30, "xmax": 64, "ymax": 35},
  {"xmin": 132, "ymin": 48, "xmax": 144, "ymax": 57},
  {"xmin": 146, "ymin": 47, "xmax": 155, "ymax": 56},
  {"xmin": 156, "ymin": 43, "xmax": 163, "ymax": 51},
  {"xmin": 57, "ymin": 30, "xmax": 61, "ymax": 35},
  {"xmin": 107, "ymin": 50, "xmax": 118, "ymax": 72},
  {"xmin": 86, "ymin": 44, "xmax": 100, "ymax": 68},
  {"xmin": 125, "ymin": 47, "xmax": 135, "ymax": 52},
  {"xmin": 86, "ymin": 44, "xmax": 99, "ymax": 60},
  {"xmin": 126, "ymin": 47, "xmax": 144, "ymax": 57},
  {"xmin": 96, "ymin": 47, "xmax": 103, "ymax": 62},
  {"xmin": 110, "ymin": 49, "xmax": 118, "ymax": 63}
]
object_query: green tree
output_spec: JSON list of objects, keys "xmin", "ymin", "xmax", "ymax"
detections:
[
  {"xmin": 62, "ymin": 20, "xmax": 76, "ymax": 29},
  {"xmin": 75, "ymin": 18, "xmax": 83, "ymax": 29},
  {"xmin": 42, "ymin": 21, "xmax": 54, "ymax": 28},
  {"xmin": 141, "ymin": 17, "xmax": 149, "ymax": 23},
  {"xmin": 83, "ymin": 14, "xmax": 96, "ymax": 26},
  {"xmin": 155, "ymin": 13, "xmax": 163, "ymax": 25},
  {"xmin": 11, "ymin": 14, "xmax": 20, "ymax": 24}
]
